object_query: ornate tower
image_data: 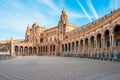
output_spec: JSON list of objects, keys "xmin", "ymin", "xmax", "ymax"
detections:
[
  {"xmin": 55, "ymin": 8, "xmax": 68, "ymax": 56},
  {"xmin": 60, "ymin": 8, "xmax": 68, "ymax": 24},
  {"xmin": 25, "ymin": 24, "xmax": 30, "ymax": 42},
  {"xmin": 58, "ymin": 8, "xmax": 68, "ymax": 40}
]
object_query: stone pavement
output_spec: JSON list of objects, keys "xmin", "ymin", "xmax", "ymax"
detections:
[{"xmin": 0, "ymin": 56, "xmax": 120, "ymax": 80}]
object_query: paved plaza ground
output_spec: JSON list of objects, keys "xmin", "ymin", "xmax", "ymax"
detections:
[{"xmin": 0, "ymin": 56, "xmax": 120, "ymax": 80}]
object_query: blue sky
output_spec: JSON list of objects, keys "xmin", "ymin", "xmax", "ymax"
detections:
[{"xmin": 0, "ymin": 0, "xmax": 120, "ymax": 40}]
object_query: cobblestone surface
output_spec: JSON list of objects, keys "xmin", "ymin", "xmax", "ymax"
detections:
[{"xmin": 0, "ymin": 56, "xmax": 120, "ymax": 80}]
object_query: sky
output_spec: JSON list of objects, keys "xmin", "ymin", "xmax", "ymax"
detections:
[{"xmin": 0, "ymin": 0, "xmax": 120, "ymax": 40}]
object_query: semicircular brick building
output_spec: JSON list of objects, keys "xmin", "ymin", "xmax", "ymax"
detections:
[{"xmin": 11, "ymin": 8, "xmax": 120, "ymax": 60}]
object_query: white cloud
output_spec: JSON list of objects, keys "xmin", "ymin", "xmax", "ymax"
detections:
[
  {"xmin": 87, "ymin": 0, "xmax": 98, "ymax": 19},
  {"xmin": 68, "ymin": 11, "xmax": 86, "ymax": 19},
  {"xmin": 0, "ymin": 0, "xmax": 24, "ymax": 13},
  {"xmin": 37, "ymin": 0, "xmax": 60, "ymax": 13},
  {"xmin": 76, "ymin": 0, "xmax": 92, "ymax": 22}
]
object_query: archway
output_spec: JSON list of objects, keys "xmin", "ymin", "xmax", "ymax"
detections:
[
  {"xmin": 46, "ymin": 46, "xmax": 48, "ymax": 52},
  {"xmin": 29, "ymin": 47, "xmax": 32, "ymax": 55},
  {"xmin": 68, "ymin": 43, "xmax": 71, "ymax": 51},
  {"xmin": 38, "ymin": 47, "xmax": 40, "ymax": 55},
  {"xmin": 80, "ymin": 40, "xmax": 83, "ymax": 50},
  {"xmin": 24, "ymin": 46, "xmax": 28, "ymax": 56},
  {"xmin": 104, "ymin": 30, "xmax": 110, "ymax": 48},
  {"xmin": 20, "ymin": 46, "xmax": 23, "ymax": 56},
  {"xmin": 50, "ymin": 45, "xmax": 52, "ymax": 55},
  {"xmin": 41, "ymin": 46, "xmax": 43, "ymax": 52},
  {"xmin": 14, "ymin": 46, "xmax": 18, "ymax": 55},
  {"xmin": 33, "ymin": 47, "xmax": 37, "ymax": 55},
  {"xmin": 62, "ymin": 44, "xmax": 64, "ymax": 52},
  {"xmin": 90, "ymin": 36, "xmax": 94, "ymax": 49},
  {"xmin": 97, "ymin": 33, "xmax": 101, "ymax": 48},
  {"xmin": 65, "ymin": 43, "xmax": 67, "ymax": 52},
  {"xmin": 114, "ymin": 24, "xmax": 120, "ymax": 46},
  {"xmin": 72, "ymin": 42, "xmax": 74, "ymax": 51},
  {"xmin": 43, "ymin": 46, "xmax": 45, "ymax": 52},
  {"xmin": 76, "ymin": 41, "xmax": 79, "ymax": 51},
  {"xmin": 113, "ymin": 24, "xmax": 120, "ymax": 60},
  {"xmin": 53, "ymin": 45, "xmax": 55, "ymax": 52},
  {"xmin": 85, "ymin": 38, "xmax": 88, "ymax": 49}
]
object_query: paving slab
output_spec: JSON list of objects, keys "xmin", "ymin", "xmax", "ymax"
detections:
[{"xmin": 0, "ymin": 56, "xmax": 120, "ymax": 80}]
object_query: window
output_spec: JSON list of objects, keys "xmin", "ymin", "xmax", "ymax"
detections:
[
  {"xmin": 50, "ymin": 38, "xmax": 52, "ymax": 41},
  {"xmin": 116, "ymin": 39, "xmax": 120, "ymax": 46},
  {"xmin": 54, "ymin": 37, "xmax": 56, "ymax": 41},
  {"xmin": 40, "ymin": 38, "xmax": 43, "ymax": 43}
]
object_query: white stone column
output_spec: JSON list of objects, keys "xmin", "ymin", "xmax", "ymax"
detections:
[
  {"xmin": 83, "ymin": 39, "xmax": 85, "ymax": 56},
  {"xmin": 94, "ymin": 39, "xmax": 97, "ymax": 49},
  {"xmin": 83, "ymin": 39, "xmax": 85, "ymax": 50},
  {"xmin": 109, "ymin": 34, "xmax": 112, "ymax": 47},
  {"xmin": 112, "ymin": 34, "xmax": 114, "ymax": 47},
  {"xmin": 103, "ymin": 37, "xmax": 105, "ymax": 48},
  {"xmin": 101, "ymin": 35, "xmax": 105, "ymax": 48}
]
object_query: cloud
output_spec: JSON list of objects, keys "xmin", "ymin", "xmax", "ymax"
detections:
[
  {"xmin": 76, "ymin": 0, "xmax": 92, "ymax": 22},
  {"xmin": 68, "ymin": 11, "xmax": 86, "ymax": 19},
  {"xmin": 37, "ymin": 0, "xmax": 60, "ymax": 13},
  {"xmin": 0, "ymin": 0, "xmax": 24, "ymax": 13},
  {"xmin": 87, "ymin": 0, "xmax": 98, "ymax": 19}
]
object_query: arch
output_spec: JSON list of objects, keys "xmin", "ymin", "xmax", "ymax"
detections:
[
  {"xmin": 43, "ymin": 46, "xmax": 45, "ymax": 52},
  {"xmin": 50, "ymin": 45, "xmax": 52, "ymax": 52},
  {"xmin": 76, "ymin": 41, "xmax": 79, "ymax": 51},
  {"xmin": 65, "ymin": 43, "xmax": 67, "ymax": 52},
  {"xmin": 68, "ymin": 43, "xmax": 71, "ymax": 51},
  {"xmin": 14, "ymin": 46, "xmax": 18, "ymax": 55},
  {"xmin": 80, "ymin": 39, "xmax": 83, "ymax": 50},
  {"xmin": 113, "ymin": 24, "xmax": 120, "ymax": 46},
  {"xmin": 33, "ymin": 47, "xmax": 37, "ymax": 55},
  {"xmin": 53, "ymin": 45, "xmax": 55, "ymax": 52},
  {"xmin": 72, "ymin": 42, "xmax": 74, "ymax": 51},
  {"xmin": 20, "ymin": 46, "xmax": 23, "ymax": 56},
  {"xmin": 62, "ymin": 44, "xmax": 64, "ymax": 52},
  {"xmin": 38, "ymin": 47, "xmax": 40, "ymax": 52},
  {"xmin": 24, "ymin": 46, "xmax": 28, "ymax": 56},
  {"xmin": 85, "ymin": 38, "xmax": 88, "ymax": 49},
  {"xmin": 97, "ymin": 33, "xmax": 101, "ymax": 48},
  {"xmin": 104, "ymin": 30, "xmax": 110, "ymax": 48},
  {"xmin": 90, "ymin": 36, "xmax": 94, "ymax": 48},
  {"xmin": 46, "ymin": 46, "xmax": 48, "ymax": 52},
  {"xmin": 113, "ymin": 24, "xmax": 120, "ymax": 34},
  {"xmin": 41, "ymin": 46, "xmax": 43, "ymax": 52},
  {"xmin": 29, "ymin": 47, "xmax": 32, "ymax": 55}
]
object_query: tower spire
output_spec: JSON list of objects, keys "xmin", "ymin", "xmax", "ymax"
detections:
[{"xmin": 60, "ymin": 7, "xmax": 68, "ymax": 24}]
